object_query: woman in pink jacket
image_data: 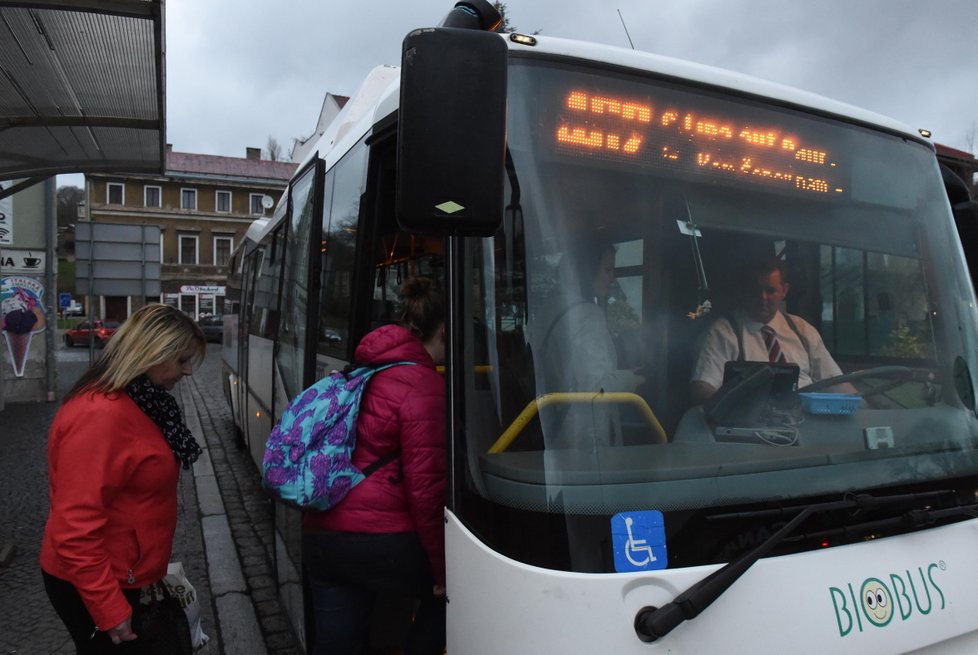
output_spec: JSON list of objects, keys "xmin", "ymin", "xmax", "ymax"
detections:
[
  {"xmin": 303, "ymin": 276, "xmax": 447, "ymax": 655},
  {"xmin": 40, "ymin": 304, "xmax": 205, "ymax": 653}
]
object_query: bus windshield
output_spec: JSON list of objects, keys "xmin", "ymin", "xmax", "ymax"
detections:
[{"xmin": 454, "ymin": 57, "xmax": 978, "ymax": 573}]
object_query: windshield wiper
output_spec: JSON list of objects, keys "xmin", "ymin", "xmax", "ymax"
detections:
[
  {"xmin": 783, "ymin": 502, "xmax": 978, "ymax": 544},
  {"xmin": 633, "ymin": 490, "xmax": 955, "ymax": 642}
]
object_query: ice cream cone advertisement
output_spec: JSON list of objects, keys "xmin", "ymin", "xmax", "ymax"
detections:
[{"xmin": 1, "ymin": 276, "xmax": 46, "ymax": 378}]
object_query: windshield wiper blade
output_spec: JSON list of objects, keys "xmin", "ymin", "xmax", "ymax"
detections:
[
  {"xmin": 633, "ymin": 491, "xmax": 953, "ymax": 643},
  {"xmin": 784, "ymin": 503, "xmax": 978, "ymax": 544},
  {"xmin": 707, "ymin": 489, "xmax": 953, "ymax": 522}
]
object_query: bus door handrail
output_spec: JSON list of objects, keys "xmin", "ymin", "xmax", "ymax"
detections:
[{"xmin": 488, "ymin": 392, "xmax": 667, "ymax": 453}]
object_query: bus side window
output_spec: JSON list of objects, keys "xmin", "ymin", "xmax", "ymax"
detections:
[
  {"xmin": 251, "ymin": 224, "xmax": 283, "ymax": 340},
  {"xmin": 276, "ymin": 166, "xmax": 317, "ymax": 397},
  {"xmin": 319, "ymin": 141, "xmax": 366, "ymax": 358},
  {"xmin": 243, "ymin": 248, "xmax": 264, "ymax": 338}
]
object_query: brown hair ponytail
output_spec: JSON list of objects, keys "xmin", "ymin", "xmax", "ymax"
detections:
[{"xmin": 398, "ymin": 276, "xmax": 444, "ymax": 342}]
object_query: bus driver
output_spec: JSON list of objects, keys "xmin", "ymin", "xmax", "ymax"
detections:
[{"xmin": 689, "ymin": 256, "xmax": 849, "ymax": 405}]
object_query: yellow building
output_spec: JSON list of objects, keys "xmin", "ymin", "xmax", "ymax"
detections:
[{"xmin": 85, "ymin": 146, "xmax": 296, "ymax": 320}]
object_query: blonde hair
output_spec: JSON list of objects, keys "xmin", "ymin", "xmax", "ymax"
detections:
[{"xmin": 67, "ymin": 304, "xmax": 206, "ymax": 399}]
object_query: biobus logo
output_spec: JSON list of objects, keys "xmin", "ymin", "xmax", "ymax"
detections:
[{"xmin": 829, "ymin": 561, "xmax": 946, "ymax": 637}]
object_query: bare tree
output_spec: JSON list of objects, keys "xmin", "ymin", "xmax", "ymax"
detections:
[
  {"xmin": 56, "ymin": 185, "xmax": 84, "ymax": 228},
  {"xmin": 265, "ymin": 136, "xmax": 282, "ymax": 162},
  {"xmin": 493, "ymin": 2, "xmax": 540, "ymax": 34},
  {"xmin": 493, "ymin": 2, "xmax": 514, "ymax": 31}
]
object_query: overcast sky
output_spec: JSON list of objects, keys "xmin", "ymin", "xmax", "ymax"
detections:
[{"xmin": 59, "ymin": 0, "xmax": 978, "ymax": 187}]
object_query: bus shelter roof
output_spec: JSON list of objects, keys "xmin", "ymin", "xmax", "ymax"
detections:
[{"xmin": 0, "ymin": 0, "xmax": 165, "ymax": 193}]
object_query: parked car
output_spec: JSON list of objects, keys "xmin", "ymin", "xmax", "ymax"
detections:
[
  {"xmin": 197, "ymin": 314, "xmax": 224, "ymax": 343},
  {"xmin": 65, "ymin": 300, "xmax": 84, "ymax": 316},
  {"xmin": 63, "ymin": 319, "xmax": 120, "ymax": 347}
]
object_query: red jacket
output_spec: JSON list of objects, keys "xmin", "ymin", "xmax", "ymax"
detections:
[
  {"xmin": 40, "ymin": 392, "xmax": 179, "ymax": 630},
  {"xmin": 304, "ymin": 324, "xmax": 447, "ymax": 586}
]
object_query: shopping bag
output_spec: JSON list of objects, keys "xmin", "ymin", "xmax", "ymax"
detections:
[
  {"xmin": 137, "ymin": 580, "xmax": 194, "ymax": 655},
  {"xmin": 164, "ymin": 561, "xmax": 210, "ymax": 649},
  {"xmin": 141, "ymin": 561, "xmax": 209, "ymax": 649}
]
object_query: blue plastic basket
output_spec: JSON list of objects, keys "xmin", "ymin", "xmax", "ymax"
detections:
[{"xmin": 797, "ymin": 392, "xmax": 860, "ymax": 416}]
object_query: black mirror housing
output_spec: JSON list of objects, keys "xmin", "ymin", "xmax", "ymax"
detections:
[{"xmin": 396, "ymin": 27, "xmax": 507, "ymax": 236}]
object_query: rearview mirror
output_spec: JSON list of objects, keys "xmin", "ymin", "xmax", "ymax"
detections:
[{"xmin": 396, "ymin": 27, "xmax": 507, "ymax": 236}]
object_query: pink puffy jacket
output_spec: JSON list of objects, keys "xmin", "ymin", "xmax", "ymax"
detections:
[{"xmin": 303, "ymin": 324, "xmax": 447, "ymax": 586}]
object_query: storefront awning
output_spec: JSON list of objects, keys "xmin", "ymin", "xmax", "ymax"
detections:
[{"xmin": 0, "ymin": 0, "xmax": 165, "ymax": 192}]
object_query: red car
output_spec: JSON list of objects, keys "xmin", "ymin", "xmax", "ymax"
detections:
[{"xmin": 63, "ymin": 319, "xmax": 121, "ymax": 347}]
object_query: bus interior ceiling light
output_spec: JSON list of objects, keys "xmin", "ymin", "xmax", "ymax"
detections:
[{"xmin": 439, "ymin": 0, "xmax": 503, "ymax": 31}]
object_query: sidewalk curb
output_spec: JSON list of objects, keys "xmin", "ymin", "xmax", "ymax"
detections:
[{"xmin": 180, "ymin": 383, "xmax": 269, "ymax": 655}]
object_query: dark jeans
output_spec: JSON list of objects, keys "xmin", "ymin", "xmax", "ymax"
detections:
[
  {"xmin": 303, "ymin": 531, "xmax": 446, "ymax": 655},
  {"xmin": 42, "ymin": 570, "xmax": 143, "ymax": 654}
]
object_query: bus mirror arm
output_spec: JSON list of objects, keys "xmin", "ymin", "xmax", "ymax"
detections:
[{"xmin": 633, "ymin": 490, "xmax": 956, "ymax": 643}]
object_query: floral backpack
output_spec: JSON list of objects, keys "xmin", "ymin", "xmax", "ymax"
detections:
[{"xmin": 261, "ymin": 361, "xmax": 414, "ymax": 510}]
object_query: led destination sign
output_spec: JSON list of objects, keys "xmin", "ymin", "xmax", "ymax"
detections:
[{"xmin": 553, "ymin": 88, "xmax": 845, "ymax": 196}]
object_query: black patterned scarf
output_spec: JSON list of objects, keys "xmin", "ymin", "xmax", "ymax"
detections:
[{"xmin": 126, "ymin": 375, "xmax": 202, "ymax": 470}]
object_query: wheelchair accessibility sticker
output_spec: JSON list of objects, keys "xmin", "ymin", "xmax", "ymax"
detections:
[{"xmin": 611, "ymin": 511, "xmax": 667, "ymax": 572}]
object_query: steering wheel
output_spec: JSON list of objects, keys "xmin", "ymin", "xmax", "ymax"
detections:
[{"xmin": 799, "ymin": 366, "xmax": 933, "ymax": 399}]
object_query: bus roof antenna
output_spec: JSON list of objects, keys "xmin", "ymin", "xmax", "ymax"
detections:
[{"xmin": 617, "ymin": 9, "xmax": 635, "ymax": 49}]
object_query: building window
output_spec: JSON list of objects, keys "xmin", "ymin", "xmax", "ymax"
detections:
[
  {"xmin": 216, "ymin": 190, "xmax": 232, "ymax": 213},
  {"xmin": 214, "ymin": 235, "xmax": 233, "ymax": 266},
  {"xmin": 250, "ymin": 193, "xmax": 267, "ymax": 215},
  {"xmin": 107, "ymin": 183, "xmax": 124, "ymax": 205},
  {"xmin": 181, "ymin": 188, "xmax": 197, "ymax": 210},
  {"xmin": 144, "ymin": 185, "xmax": 162, "ymax": 208},
  {"xmin": 179, "ymin": 234, "xmax": 199, "ymax": 265}
]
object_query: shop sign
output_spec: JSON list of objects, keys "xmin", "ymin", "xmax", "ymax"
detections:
[
  {"xmin": 0, "ymin": 183, "xmax": 12, "ymax": 245},
  {"xmin": 180, "ymin": 285, "xmax": 225, "ymax": 294},
  {"xmin": 0, "ymin": 248, "xmax": 45, "ymax": 275}
]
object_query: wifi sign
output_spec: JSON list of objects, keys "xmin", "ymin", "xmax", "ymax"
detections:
[{"xmin": 0, "ymin": 200, "xmax": 9, "ymax": 244}]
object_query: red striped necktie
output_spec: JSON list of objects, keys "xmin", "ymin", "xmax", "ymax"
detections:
[{"xmin": 761, "ymin": 325, "xmax": 786, "ymax": 363}]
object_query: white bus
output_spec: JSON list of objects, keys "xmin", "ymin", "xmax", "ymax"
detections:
[{"xmin": 222, "ymin": 2, "xmax": 978, "ymax": 652}]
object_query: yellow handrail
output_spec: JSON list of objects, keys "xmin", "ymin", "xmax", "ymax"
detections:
[
  {"xmin": 488, "ymin": 392, "xmax": 667, "ymax": 453},
  {"xmin": 435, "ymin": 365, "xmax": 492, "ymax": 375}
]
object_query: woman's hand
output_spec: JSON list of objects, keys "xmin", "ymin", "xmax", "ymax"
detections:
[
  {"xmin": 433, "ymin": 584, "xmax": 446, "ymax": 598},
  {"xmin": 106, "ymin": 616, "xmax": 137, "ymax": 645}
]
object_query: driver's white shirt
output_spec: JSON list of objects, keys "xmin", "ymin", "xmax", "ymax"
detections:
[{"xmin": 691, "ymin": 310, "xmax": 843, "ymax": 390}]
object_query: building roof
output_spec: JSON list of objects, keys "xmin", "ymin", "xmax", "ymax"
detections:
[
  {"xmin": 166, "ymin": 150, "xmax": 297, "ymax": 183},
  {"xmin": 936, "ymin": 143, "xmax": 978, "ymax": 168},
  {"xmin": 0, "ymin": 1, "xmax": 166, "ymax": 185},
  {"xmin": 290, "ymin": 92, "xmax": 351, "ymax": 163}
]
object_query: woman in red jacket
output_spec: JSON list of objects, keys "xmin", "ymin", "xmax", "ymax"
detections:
[
  {"xmin": 40, "ymin": 303, "xmax": 205, "ymax": 653},
  {"xmin": 303, "ymin": 276, "xmax": 447, "ymax": 655}
]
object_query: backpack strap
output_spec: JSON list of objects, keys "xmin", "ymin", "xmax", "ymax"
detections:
[
  {"xmin": 361, "ymin": 447, "xmax": 401, "ymax": 478},
  {"xmin": 352, "ymin": 360, "xmax": 414, "ymax": 480}
]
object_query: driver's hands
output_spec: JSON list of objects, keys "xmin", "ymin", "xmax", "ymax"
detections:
[{"xmin": 107, "ymin": 616, "xmax": 137, "ymax": 645}]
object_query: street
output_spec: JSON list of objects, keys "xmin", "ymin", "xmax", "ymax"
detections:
[{"xmin": 0, "ymin": 342, "xmax": 301, "ymax": 654}]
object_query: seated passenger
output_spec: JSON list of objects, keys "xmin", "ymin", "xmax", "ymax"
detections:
[
  {"xmin": 535, "ymin": 239, "xmax": 645, "ymax": 448},
  {"xmin": 690, "ymin": 256, "xmax": 850, "ymax": 405}
]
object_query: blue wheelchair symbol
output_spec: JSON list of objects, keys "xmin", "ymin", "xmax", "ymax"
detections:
[{"xmin": 611, "ymin": 511, "xmax": 667, "ymax": 572}]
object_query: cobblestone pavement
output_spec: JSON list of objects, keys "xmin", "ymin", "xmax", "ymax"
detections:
[
  {"xmin": 0, "ymin": 342, "xmax": 302, "ymax": 654},
  {"xmin": 181, "ymin": 349, "xmax": 303, "ymax": 655},
  {"xmin": 0, "ymin": 349, "xmax": 86, "ymax": 654}
]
